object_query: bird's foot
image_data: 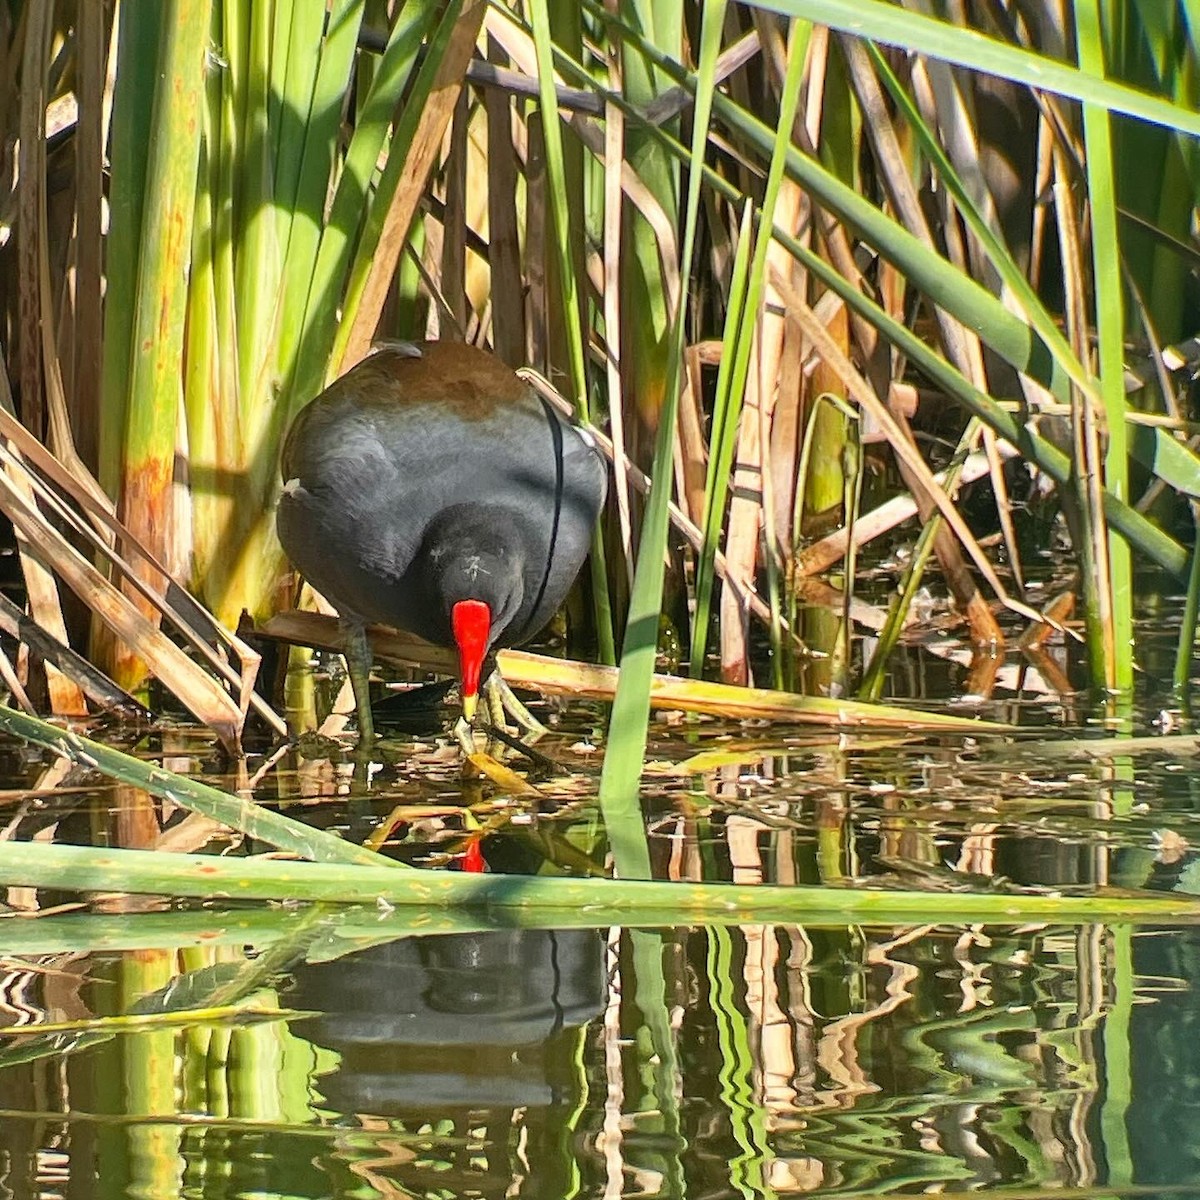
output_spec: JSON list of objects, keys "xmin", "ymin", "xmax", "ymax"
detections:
[
  {"xmin": 453, "ymin": 714, "xmax": 479, "ymax": 757},
  {"xmin": 453, "ymin": 676, "xmax": 543, "ymax": 759},
  {"xmin": 482, "ymin": 672, "xmax": 548, "ymax": 743}
]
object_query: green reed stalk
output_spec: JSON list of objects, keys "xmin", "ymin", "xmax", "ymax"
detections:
[
  {"xmin": 597, "ymin": 0, "xmax": 726, "ymax": 876},
  {"xmin": 1079, "ymin": 0, "xmax": 1134, "ymax": 690},
  {"xmin": 529, "ymin": 0, "xmax": 615, "ymax": 664},
  {"xmin": 100, "ymin": 0, "xmax": 211, "ymax": 686},
  {"xmin": 748, "ymin": 0, "xmax": 1200, "ymax": 137},
  {"xmin": 3, "ymin": 839, "xmax": 1200, "ymax": 924},
  {"xmin": 694, "ymin": 19, "xmax": 808, "ymax": 689},
  {"xmin": 0, "ymin": 703, "xmax": 396, "ymax": 868}
]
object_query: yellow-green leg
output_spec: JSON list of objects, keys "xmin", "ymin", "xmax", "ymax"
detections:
[{"xmin": 341, "ymin": 621, "xmax": 376, "ymax": 745}]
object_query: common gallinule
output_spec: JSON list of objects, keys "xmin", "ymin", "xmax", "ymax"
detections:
[{"xmin": 277, "ymin": 340, "xmax": 607, "ymax": 746}]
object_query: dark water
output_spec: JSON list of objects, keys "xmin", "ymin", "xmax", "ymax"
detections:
[
  {"xmin": 2, "ymin": 606, "xmax": 1200, "ymax": 1197},
  {"xmin": 5, "ymin": 913, "xmax": 1200, "ymax": 1197}
]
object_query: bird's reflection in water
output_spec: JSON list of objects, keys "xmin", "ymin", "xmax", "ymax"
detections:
[{"xmin": 289, "ymin": 928, "xmax": 606, "ymax": 1116}]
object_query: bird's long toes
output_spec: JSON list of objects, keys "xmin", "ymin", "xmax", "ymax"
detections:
[
  {"xmin": 453, "ymin": 714, "xmax": 478, "ymax": 756},
  {"xmin": 488, "ymin": 674, "xmax": 548, "ymax": 742}
]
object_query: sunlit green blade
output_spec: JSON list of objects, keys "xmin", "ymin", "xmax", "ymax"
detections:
[
  {"xmin": 742, "ymin": 0, "xmax": 1200, "ymax": 137},
  {"xmin": 289, "ymin": 0, "xmax": 437, "ymax": 409},
  {"xmin": 274, "ymin": 0, "xmax": 366, "ymax": 377},
  {"xmin": 0, "ymin": 704, "xmax": 396, "ymax": 869},
  {"xmin": 99, "ymin": 0, "xmax": 162, "ymax": 498},
  {"xmin": 232, "ymin": 0, "xmax": 278, "ymax": 412},
  {"xmin": 1, "ymin": 841, "xmax": 1198, "ymax": 924},
  {"xmin": 1128, "ymin": 425, "xmax": 1200, "ymax": 499},
  {"xmin": 565, "ymin": 8, "xmax": 1192, "ymax": 577},
  {"xmin": 1078, "ymin": 0, "xmax": 1133, "ymax": 690},
  {"xmin": 332, "ymin": 0, "xmax": 474, "ymax": 370},
  {"xmin": 598, "ymin": 0, "xmax": 727, "ymax": 876},
  {"xmin": 0, "ymin": 909, "xmax": 323, "ymax": 955},
  {"xmin": 103, "ymin": 0, "xmax": 211, "ymax": 687},
  {"xmin": 1176, "ymin": 535, "xmax": 1200, "ymax": 690},
  {"xmin": 867, "ymin": 39, "xmax": 1200, "ymax": 504}
]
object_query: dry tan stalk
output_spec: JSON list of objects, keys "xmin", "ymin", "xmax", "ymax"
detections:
[
  {"xmin": 11, "ymin": 1, "xmax": 84, "ymax": 715},
  {"xmin": 266, "ymin": 611, "xmax": 457, "ymax": 674},
  {"xmin": 964, "ymin": 646, "xmax": 1003, "ymax": 700},
  {"xmin": 481, "ymin": 0, "xmax": 543, "ymax": 365},
  {"xmin": 908, "ymin": 57, "xmax": 1010, "ymax": 286},
  {"xmin": 342, "ymin": 0, "xmax": 487, "ymax": 369},
  {"xmin": 740, "ymin": 22, "xmax": 803, "ymax": 648},
  {"xmin": 0, "ymin": 591, "xmax": 146, "ymax": 718},
  {"xmin": 762, "ymin": 178, "xmax": 806, "ymax": 559},
  {"xmin": 678, "ymin": 345, "xmax": 709, "ymax": 526},
  {"xmin": 1029, "ymin": 114, "xmax": 1055, "ymax": 292},
  {"xmin": 483, "ymin": 54, "xmax": 526, "ymax": 366},
  {"xmin": 35, "ymin": 86, "xmax": 122, "ymax": 713},
  {"xmin": 763, "ymin": 19, "xmax": 824, "ymax": 562},
  {"xmin": 0, "ymin": 401, "xmax": 281, "ymax": 733},
  {"xmin": 906, "ymin": 63, "xmax": 1028, "ymax": 594},
  {"xmin": 441, "ymin": 91, "xmax": 470, "ymax": 337},
  {"xmin": 0, "ymin": 463, "xmax": 243, "ymax": 748},
  {"xmin": 482, "ymin": 7, "xmax": 541, "ymax": 85},
  {"xmin": 523, "ymin": 117, "xmax": 548, "ymax": 365},
  {"xmin": 1019, "ymin": 590, "xmax": 1076, "ymax": 653},
  {"xmin": 0, "ymin": 400, "xmax": 283, "ymax": 737},
  {"xmin": 0, "ymin": 642, "xmax": 34, "ymax": 716},
  {"xmin": 768, "ymin": 267, "xmax": 1041, "ymax": 627},
  {"xmin": 720, "ymin": 332, "xmax": 765, "ymax": 685},
  {"xmin": 15, "ymin": 0, "xmax": 47, "ymax": 437},
  {"xmin": 0, "ymin": 345, "xmax": 86, "ymax": 718},
  {"xmin": 787, "ymin": 76, "xmax": 886, "ymax": 386},
  {"xmin": 749, "ymin": 7, "xmax": 788, "ymax": 92},
  {"xmin": 842, "ymin": 35, "xmax": 1003, "ymax": 647},
  {"xmin": 484, "ymin": 3, "xmax": 683, "ymax": 305},
  {"xmin": 791, "ymin": 577, "xmax": 893, "ymax": 633},
  {"xmin": 601, "ymin": 11, "xmax": 633, "ymax": 582},
  {"xmin": 260, "ymin": 610, "xmax": 1001, "ymax": 732},
  {"xmin": 798, "ymin": 449, "xmax": 998, "ymax": 576},
  {"xmin": 8, "ymin": 486, "xmax": 84, "ymax": 714},
  {"xmin": 1053, "ymin": 137, "xmax": 1116, "ymax": 675},
  {"xmin": 72, "ymin": 0, "xmax": 107, "ymax": 472}
]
